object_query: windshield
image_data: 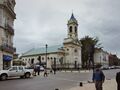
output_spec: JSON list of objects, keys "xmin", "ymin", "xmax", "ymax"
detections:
[{"xmin": 4, "ymin": 67, "xmax": 11, "ymax": 70}]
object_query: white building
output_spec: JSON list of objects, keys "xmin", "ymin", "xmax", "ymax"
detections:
[
  {"xmin": 94, "ymin": 48, "xmax": 109, "ymax": 66},
  {"xmin": 21, "ymin": 14, "xmax": 82, "ymax": 69},
  {"xmin": 0, "ymin": 0, "xmax": 16, "ymax": 70}
]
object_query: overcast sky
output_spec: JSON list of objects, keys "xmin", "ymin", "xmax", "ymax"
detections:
[{"xmin": 14, "ymin": 0, "xmax": 120, "ymax": 57}]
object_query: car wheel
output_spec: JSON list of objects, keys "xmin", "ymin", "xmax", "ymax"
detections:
[
  {"xmin": 0, "ymin": 74, "xmax": 7, "ymax": 81},
  {"xmin": 25, "ymin": 73, "xmax": 30, "ymax": 78}
]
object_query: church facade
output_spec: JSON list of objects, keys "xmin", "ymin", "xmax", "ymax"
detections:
[{"xmin": 21, "ymin": 14, "xmax": 82, "ymax": 69}]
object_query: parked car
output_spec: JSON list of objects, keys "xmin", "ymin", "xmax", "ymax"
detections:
[
  {"xmin": 115, "ymin": 66, "xmax": 120, "ymax": 69},
  {"xmin": 109, "ymin": 66, "xmax": 115, "ymax": 69},
  {"xmin": 101, "ymin": 65, "xmax": 109, "ymax": 70},
  {"xmin": 0, "ymin": 66, "xmax": 34, "ymax": 81}
]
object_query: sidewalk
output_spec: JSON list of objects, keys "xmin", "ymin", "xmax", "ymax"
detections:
[
  {"xmin": 66, "ymin": 79, "xmax": 117, "ymax": 90},
  {"xmin": 60, "ymin": 70, "xmax": 90, "ymax": 73}
]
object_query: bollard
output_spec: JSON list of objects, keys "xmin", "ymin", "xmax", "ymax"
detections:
[
  {"xmin": 55, "ymin": 88, "xmax": 59, "ymax": 90},
  {"xmin": 79, "ymin": 82, "xmax": 83, "ymax": 87}
]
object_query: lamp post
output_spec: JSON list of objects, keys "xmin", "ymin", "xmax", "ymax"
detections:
[{"xmin": 45, "ymin": 44, "xmax": 48, "ymax": 68}]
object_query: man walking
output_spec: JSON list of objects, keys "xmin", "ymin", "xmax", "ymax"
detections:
[
  {"xmin": 116, "ymin": 72, "xmax": 120, "ymax": 90},
  {"xmin": 37, "ymin": 65, "xmax": 40, "ymax": 75},
  {"xmin": 92, "ymin": 65, "xmax": 105, "ymax": 90}
]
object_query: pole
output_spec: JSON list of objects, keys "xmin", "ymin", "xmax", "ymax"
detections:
[{"xmin": 45, "ymin": 44, "xmax": 48, "ymax": 68}]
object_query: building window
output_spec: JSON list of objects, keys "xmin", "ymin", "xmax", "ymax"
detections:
[
  {"xmin": 42, "ymin": 57, "xmax": 44, "ymax": 60},
  {"xmin": 51, "ymin": 57, "xmax": 53, "ymax": 60},
  {"xmin": 67, "ymin": 48, "xmax": 69, "ymax": 51},
  {"xmin": 48, "ymin": 57, "xmax": 49, "ymax": 60},
  {"xmin": 69, "ymin": 26, "xmax": 72, "ymax": 33},
  {"xmin": 54, "ymin": 57, "xmax": 56, "ymax": 60},
  {"xmin": 31, "ymin": 58, "xmax": 34, "ymax": 64},
  {"xmin": 75, "ymin": 26, "xmax": 77, "ymax": 33},
  {"xmin": 74, "ymin": 49, "xmax": 77, "ymax": 53}
]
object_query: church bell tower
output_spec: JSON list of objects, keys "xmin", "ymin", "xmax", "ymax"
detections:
[
  {"xmin": 67, "ymin": 13, "xmax": 78, "ymax": 40},
  {"xmin": 63, "ymin": 13, "xmax": 81, "ymax": 68}
]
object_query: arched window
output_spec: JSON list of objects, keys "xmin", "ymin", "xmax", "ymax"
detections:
[
  {"xmin": 42, "ymin": 57, "xmax": 44, "ymax": 60},
  {"xmin": 75, "ymin": 26, "xmax": 77, "ymax": 33},
  {"xmin": 31, "ymin": 58, "xmax": 34, "ymax": 64},
  {"xmin": 69, "ymin": 26, "xmax": 72, "ymax": 33}
]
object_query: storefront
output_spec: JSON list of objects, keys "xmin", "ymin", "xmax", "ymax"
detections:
[{"xmin": 3, "ymin": 55, "xmax": 12, "ymax": 70}]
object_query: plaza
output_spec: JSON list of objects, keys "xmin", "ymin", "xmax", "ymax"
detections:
[{"xmin": 0, "ymin": 69, "xmax": 119, "ymax": 90}]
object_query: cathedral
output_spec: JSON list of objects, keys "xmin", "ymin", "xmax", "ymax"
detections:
[{"xmin": 21, "ymin": 13, "xmax": 82, "ymax": 69}]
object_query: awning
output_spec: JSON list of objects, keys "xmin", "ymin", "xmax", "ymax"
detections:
[{"xmin": 3, "ymin": 55, "xmax": 12, "ymax": 61}]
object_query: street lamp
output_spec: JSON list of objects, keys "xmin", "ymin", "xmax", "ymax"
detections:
[{"xmin": 45, "ymin": 44, "xmax": 48, "ymax": 68}]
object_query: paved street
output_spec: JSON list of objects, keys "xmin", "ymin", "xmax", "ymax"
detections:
[{"xmin": 0, "ymin": 69, "xmax": 119, "ymax": 90}]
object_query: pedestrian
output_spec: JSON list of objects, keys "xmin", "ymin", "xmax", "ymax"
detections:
[
  {"xmin": 50, "ymin": 68, "xmax": 53, "ymax": 74},
  {"xmin": 92, "ymin": 64, "xmax": 105, "ymax": 90},
  {"xmin": 116, "ymin": 72, "xmax": 120, "ymax": 90},
  {"xmin": 53, "ymin": 68, "xmax": 56, "ymax": 74},
  {"xmin": 37, "ymin": 65, "xmax": 40, "ymax": 75},
  {"xmin": 34, "ymin": 66, "xmax": 37, "ymax": 76},
  {"xmin": 44, "ymin": 69, "xmax": 48, "ymax": 77}
]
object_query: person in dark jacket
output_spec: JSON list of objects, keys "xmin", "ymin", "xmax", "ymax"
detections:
[
  {"xmin": 116, "ymin": 72, "xmax": 120, "ymax": 90},
  {"xmin": 92, "ymin": 65, "xmax": 105, "ymax": 90},
  {"xmin": 37, "ymin": 65, "xmax": 40, "ymax": 75},
  {"xmin": 34, "ymin": 66, "xmax": 37, "ymax": 76}
]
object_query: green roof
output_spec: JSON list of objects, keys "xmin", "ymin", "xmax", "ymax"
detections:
[{"xmin": 22, "ymin": 45, "xmax": 63, "ymax": 57}]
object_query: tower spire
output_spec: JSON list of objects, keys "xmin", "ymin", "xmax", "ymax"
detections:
[
  {"xmin": 67, "ymin": 13, "xmax": 78, "ymax": 40},
  {"xmin": 68, "ymin": 13, "xmax": 78, "ymax": 25},
  {"xmin": 70, "ymin": 13, "xmax": 76, "ymax": 21}
]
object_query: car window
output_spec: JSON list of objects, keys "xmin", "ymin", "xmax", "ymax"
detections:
[
  {"xmin": 19, "ymin": 67, "xmax": 23, "ymax": 70},
  {"xmin": 10, "ymin": 67, "xmax": 17, "ymax": 71}
]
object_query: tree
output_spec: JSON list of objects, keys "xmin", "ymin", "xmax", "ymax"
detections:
[{"xmin": 80, "ymin": 36, "xmax": 102, "ymax": 69}]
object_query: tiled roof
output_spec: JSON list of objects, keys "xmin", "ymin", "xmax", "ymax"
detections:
[{"xmin": 22, "ymin": 45, "xmax": 63, "ymax": 57}]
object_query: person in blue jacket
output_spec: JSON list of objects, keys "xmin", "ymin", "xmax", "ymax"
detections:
[
  {"xmin": 116, "ymin": 72, "xmax": 120, "ymax": 90},
  {"xmin": 92, "ymin": 64, "xmax": 105, "ymax": 90}
]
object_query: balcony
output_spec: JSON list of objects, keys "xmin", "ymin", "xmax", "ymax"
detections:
[
  {"xmin": 5, "ymin": 24, "xmax": 14, "ymax": 35},
  {"xmin": 4, "ymin": 1, "xmax": 16, "ymax": 19},
  {"xmin": 0, "ymin": 44, "xmax": 16, "ymax": 54},
  {"xmin": 0, "ymin": 2, "xmax": 16, "ymax": 19}
]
